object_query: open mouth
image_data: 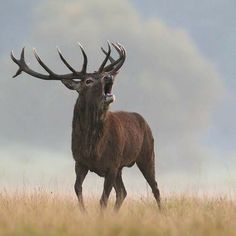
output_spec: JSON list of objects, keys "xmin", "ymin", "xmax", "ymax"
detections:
[
  {"xmin": 104, "ymin": 82, "xmax": 115, "ymax": 103},
  {"xmin": 104, "ymin": 82, "xmax": 113, "ymax": 95}
]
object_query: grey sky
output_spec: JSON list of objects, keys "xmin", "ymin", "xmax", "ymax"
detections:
[
  {"xmin": 132, "ymin": 0, "xmax": 236, "ymax": 153},
  {"xmin": 0, "ymin": 0, "xmax": 235, "ymax": 195}
]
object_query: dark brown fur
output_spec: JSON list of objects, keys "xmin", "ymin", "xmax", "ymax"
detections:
[{"xmin": 71, "ymin": 80, "xmax": 161, "ymax": 211}]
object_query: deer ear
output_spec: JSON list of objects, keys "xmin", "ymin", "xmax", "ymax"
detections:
[{"xmin": 61, "ymin": 79, "xmax": 81, "ymax": 92}]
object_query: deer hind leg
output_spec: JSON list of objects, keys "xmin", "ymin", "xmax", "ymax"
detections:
[
  {"xmin": 113, "ymin": 170, "xmax": 127, "ymax": 211},
  {"xmin": 100, "ymin": 169, "xmax": 118, "ymax": 209},
  {"xmin": 136, "ymin": 157, "xmax": 161, "ymax": 209},
  {"xmin": 74, "ymin": 162, "xmax": 88, "ymax": 212}
]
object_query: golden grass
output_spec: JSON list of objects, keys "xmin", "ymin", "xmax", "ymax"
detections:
[{"xmin": 0, "ymin": 191, "xmax": 235, "ymax": 236}]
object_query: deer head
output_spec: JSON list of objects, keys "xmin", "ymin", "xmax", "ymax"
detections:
[{"xmin": 11, "ymin": 42, "xmax": 126, "ymax": 110}]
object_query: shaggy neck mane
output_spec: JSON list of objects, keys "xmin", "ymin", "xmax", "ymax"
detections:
[{"xmin": 72, "ymin": 96, "xmax": 108, "ymax": 157}]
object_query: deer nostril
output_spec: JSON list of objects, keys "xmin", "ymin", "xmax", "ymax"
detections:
[{"xmin": 104, "ymin": 75, "xmax": 113, "ymax": 82}]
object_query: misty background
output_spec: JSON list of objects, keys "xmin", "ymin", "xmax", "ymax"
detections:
[{"xmin": 0, "ymin": 0, "xmax": 235, "ymax": 196}]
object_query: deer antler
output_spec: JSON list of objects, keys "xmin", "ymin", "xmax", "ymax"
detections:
[
  {"xmin": 98, "ymin": 42, "xmax": 111, "ymax": 72},
  {"xmin": 101, "ymin": 46, "xmax": 115, "ymax": 63},
  {"xmin": 11, "ymin": 43, "xmax": 126, "ymax": 80},
  {"xmin": 101, "ymin": 43, "xmax": 126, "ymax": 74},
  {"xmin": 11, "ymin": 44, "xmax": 88, "ymax": 80}
]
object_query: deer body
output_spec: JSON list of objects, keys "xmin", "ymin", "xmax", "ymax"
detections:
[
  {"xmin": 11, "ymin": 42, "xmax": 160, "ymax": 211},
  {"xmin": 72, "ymin": 109, "xmax": 153, "ymax": 176}
]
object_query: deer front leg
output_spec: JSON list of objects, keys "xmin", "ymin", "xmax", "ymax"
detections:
[
  {"xmin": 74, "ymin": 162, "xmax": 88, "ymax": 212},
  {"xmin": 100, "ymin": 169, "xmax": 118, "ymax": 209},
  {"xmin": 113, "ymin": 170, "xmax": 127, "ymax": 211}
]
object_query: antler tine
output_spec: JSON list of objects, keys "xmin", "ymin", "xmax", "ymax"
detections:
[
  {"xmin": 57, "ymin": 47, "xmax": 77, "ymax": 74},
  {"xmin": 20, "ymin": 47, "xmax": 25, "ymax": 60},
  {"xmin": 112, "ymin": 43, "xmax": 124, "ymax": 57},
  {"xmin": 111, "ymin": 43, "xmax": 126, "ymax": 73},
  {"xmin": 33, "ymin": 48, "xmax": 56, "ymax": 76},
  {"xmin": 98, "ymin": 41, "xmax": 111, "ymax": 72},
  {"xmin": 11, "ymin": 48, "xmax": 25, "ymax": 78},
  {"xmin": 101, "ymin": 47, "xmax": 115, "ymax": 63},
  {"xmin": 77, "ymin": 42, "xmax": 87, "ymax": 74}
]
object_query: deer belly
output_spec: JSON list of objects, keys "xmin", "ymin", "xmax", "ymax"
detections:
[
  {"xmin": 88, "ymin": 162, "xmax": 108, "ymax": 177},
  {"xmin": 78, "ymin": 158, "xmax": 108, "ymax": 177},
  {"xmin": 120, "ymin": 135, "xmax": 144, "ymax": 166},
  {"xmin": 89, "ymin": 167, "xmax": 106, "ymax": 177}
]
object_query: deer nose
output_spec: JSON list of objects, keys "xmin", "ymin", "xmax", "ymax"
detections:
[{"xmin": 104, "ymin": 75, "xmax": 113, "ymax": 83}]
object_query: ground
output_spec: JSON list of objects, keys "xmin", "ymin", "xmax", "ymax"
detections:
[{"xmin": 0, "ymin": 191, "xmax": 235, "ymax": 236}]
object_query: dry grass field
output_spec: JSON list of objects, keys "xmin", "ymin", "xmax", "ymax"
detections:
[{"xmin": 0, "ymin": 191, "xmax": 235, "ymax": 236}]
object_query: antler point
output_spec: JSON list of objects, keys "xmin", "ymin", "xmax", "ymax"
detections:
[
  {"xmin": 56, "ymin": 46, "xmax": 62, "ymax": 54},
  {"xmin": 77, "ymin": 41, "xmax": 82, "ymax": 47}
]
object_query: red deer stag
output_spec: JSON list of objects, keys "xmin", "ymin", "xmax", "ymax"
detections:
[{"xmin": 11, "ymin": 42, "xmax": 160, "ymax": 211}]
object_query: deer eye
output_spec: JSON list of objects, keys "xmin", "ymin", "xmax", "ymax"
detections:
[{"xmin": 85, "ymin": 79, "xmax": 94, "ymax": 85}]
